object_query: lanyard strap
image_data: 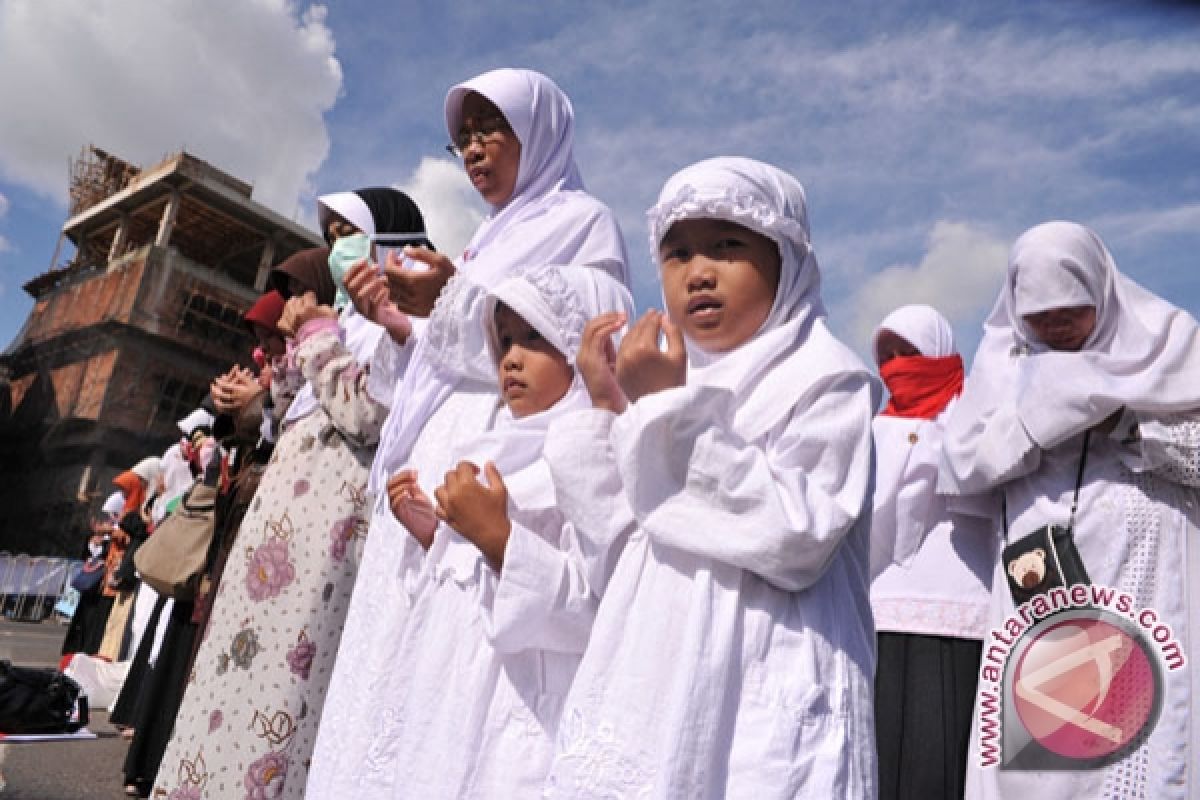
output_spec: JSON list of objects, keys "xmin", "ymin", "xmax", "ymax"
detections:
[{"xmin": 1003, "ymin": 430, "xmax": 1092, "ymax": 542}]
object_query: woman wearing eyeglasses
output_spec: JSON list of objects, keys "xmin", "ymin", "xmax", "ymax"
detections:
[{"xmin": 306, "ymin": 68, "xmax": 630, "ymax": 798}]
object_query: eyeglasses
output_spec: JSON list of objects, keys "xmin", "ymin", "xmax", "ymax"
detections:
[{"xmin": 445, "ymin": 116, "xmax": 511, "ymax": 158}]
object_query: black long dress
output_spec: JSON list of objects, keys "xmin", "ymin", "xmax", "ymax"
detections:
[
  {"xmin": 874, "ymin": 631, "xmax": 982, "ymax": 800},
  {"xmin": 60, "ymin": 537, "xmax": 113, "ymax": 657},
  {"xmin": 108, "ymin": 592, "xmax": 169, "ymax": 727}
]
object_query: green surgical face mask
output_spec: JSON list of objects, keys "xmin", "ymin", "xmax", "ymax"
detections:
[{"xmin": 327, "ymin": 232, "xmax": 371, "ymax": 309}]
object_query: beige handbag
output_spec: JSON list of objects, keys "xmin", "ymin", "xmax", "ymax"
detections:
[{"xmin": 133, "ymin": 480, "xmax": 218, "ymax": 600}]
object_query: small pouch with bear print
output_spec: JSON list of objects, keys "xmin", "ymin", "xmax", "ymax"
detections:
[{"xmin": 1001, "ymin": 431, "xmax": 1092, "ymax": 607}]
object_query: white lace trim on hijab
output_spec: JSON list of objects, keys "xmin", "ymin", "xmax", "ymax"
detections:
[
  {"xmin": 429, "ymin": 264, "xmax": 633, "ymax": 586},
  {"xmin": 642, "ymin": 157, "xmax": 867, "ymax": 440}
]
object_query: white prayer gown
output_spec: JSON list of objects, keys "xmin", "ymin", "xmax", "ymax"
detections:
[
  {"xmin": 937, "ymin": 222, "xmax": 1200, "ymax": 800},
  {"xmin": 544, "ymin": 158, "xmax": 879, "ymax": 798},
  {"xmin": 869, "ymin": 306, "xmax": 996, "ymax": 639},
  {"xmin": 307, "ymin": 69, "xmax": 629, "ymax": 798}
]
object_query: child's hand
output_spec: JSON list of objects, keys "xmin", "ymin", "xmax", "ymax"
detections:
[
  {"xmin": 387, "ymin": 469, "xmax": 438, "ymax": 549},
  {"xmin": 385, "ymin": 247, "xmax": 456, "ymax": 318},
  {"xmin": 578, "ymin": 312, "xmax": 629, "ymax": 413},
  {"xmin": 434, "ymin": 461, "xmax": 511, "ymax": 569},
  {"xmin": 615, "ymin": 310, "xmax": 686, "ymax": 403},
  {"xmin": 277, "ymin": 291, "xmax": 336, "ymax": 337}
]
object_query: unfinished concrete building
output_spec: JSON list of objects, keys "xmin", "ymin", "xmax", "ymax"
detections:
[{"xmin": 0, "ymin": 146, "xmax": 322, "ymax": 556}]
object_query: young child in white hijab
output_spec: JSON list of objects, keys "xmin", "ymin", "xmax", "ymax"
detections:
[
  {"xmin": 543, "ymin": 157, "xmax": 880, "ymax": 798},
  {"xmin": 869, "ymin": 304, "xmax": 997, "ymax": 800},
  {"xmin": 304, "ymin": 265, "xmax": 632, "ymax": 799}
]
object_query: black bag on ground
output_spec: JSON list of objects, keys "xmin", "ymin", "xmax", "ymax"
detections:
[{"xmin": 0, "ymin": 659, "xmax": 89, "ymax": 734}]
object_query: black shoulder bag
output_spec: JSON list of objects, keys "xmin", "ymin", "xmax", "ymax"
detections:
[{"xmin": 1001, "ymin": 431, "xmax": 1092, "ymax": 606}]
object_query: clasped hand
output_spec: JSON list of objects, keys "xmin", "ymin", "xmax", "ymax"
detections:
[
  {"xmin": 384, "ymin": 246, "xmax": 457, "ymax": 319},
  {"xmin": 577, "ymin": 309, "xmax": 686, "ymax": 413},
  {"xmin": 344, "ymin": 259, "xmax": 413, "ymax": 345},
  {"xmin": 276, "ymin": 291, "xmax": 336, "ymax": 338},
  {"xmin": 435, "ymin": 461, "xmax": 511, "ymax": 570},
  {"xmin": 211, "ymin": 365, "xmax": 263, "ymax": 414}
]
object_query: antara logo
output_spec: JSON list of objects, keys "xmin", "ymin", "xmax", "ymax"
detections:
[{"xmin": 975, "ymin": 584, "xmax": 1184, "ymax": 771}]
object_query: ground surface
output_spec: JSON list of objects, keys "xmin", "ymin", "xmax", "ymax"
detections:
[{"xmin": 0, "ymin": 617, "xmax": 132, "ymax": 799}]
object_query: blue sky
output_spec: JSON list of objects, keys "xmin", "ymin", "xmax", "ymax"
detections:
[{"xmin": 1, "ymin": 0, "xmax": 1198, "ymax": 362}]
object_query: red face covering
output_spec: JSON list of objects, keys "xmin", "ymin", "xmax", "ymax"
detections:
[{"xmin": 880, "ymin": 353, "xmax": 964, "ymax": 419}]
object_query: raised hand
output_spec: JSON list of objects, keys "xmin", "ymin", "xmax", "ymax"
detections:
[
  {"xmin": 277, "ymin": 291, "xmax": 337, "ymax": 338},
  {"xmin": 211, "ymin": 367, "xmax": 263, "ymax": 413},
  {"xmin": 433, "ymin": 461, "xmax": 511, "ymax": 569},
  {"xmin": 385, "ymin": 246, "xmax": 457, "ymax": 318},
  {"xmin": 577, "ymin": 312, "xmax": 629, "ymax": 413},
  {"xmin": 345, "ymin": 258, "xmax": 413, "ymax": 344},
  {"xmin": 386, "ymin": 469, "xmax": 438, "ymax": 549},
  {"xmin": 615, "ymin": 310, "xmax": 687, "ymax": 403}
]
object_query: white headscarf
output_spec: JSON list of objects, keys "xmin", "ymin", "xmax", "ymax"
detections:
[
  {"xmin": 446, "ymin": 69, "xmax": 583, "ymax": 221},
  {"xmin": 615, "ymin": 157, "xmax": 878, "ymax": 600},
  {"xmin": 455, "ymin": 265, "xmax": 634, "ymax": 510},
  {"xmin": 429, "ymin": 265, "xmax": 633, "ymax": 586},
  {"xmin": 177, "ymin": 408, "xmax": 214, "ymax": 437},
  {"xmin": 643, "ymin": 156, "xmax": 867, "ymax": 441},
  {"xmin": 870, "ymin": 305, "xmax": 958, "ymax": 575},
  {"xmin": 940, "ymin": 220, "xmax": 1200, "ymax": 494},
  {"xmin": 317, "ymin": 192, "xmax": 375, "ymax": 237},
  {"xmin": 370, "ymin": 68, "xmax": 629, "ymax": 492},
  {"xmin": 285, "ymin": 189, "xmax": 417, "ymax": 424},
  {"xmin": 131, "ymin": 456, "xmax": 163, "ymax": 488},
  {"xmin": 101, "ymin": 491, "xmax": 126, "ymax": 520},
  {"xmin": 874, "ymin": 303, "xmax": 956, "ymax": 358},
  {"xmin": 151, "ymin": 443, "xmax": 196, "ymax": 523}
]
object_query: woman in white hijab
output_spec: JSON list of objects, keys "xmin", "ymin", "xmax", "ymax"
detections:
[
  {"xmin": 308, "ymin": 68, "xmax": 629, "ymax": 794},
  {"xmin": 869, "ymin": 305, "xmax": 998, "ymax": 800},
  {"xmin": 542, "ymin": 157, "xmax": 879, "ymax": 798},
  {"xmin": 941, "ymin": 221, "xmax": 1200, "ymax": 800}
]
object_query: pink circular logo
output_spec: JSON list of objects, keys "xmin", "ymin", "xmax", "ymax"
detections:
[{"xmin": 1011, "ymin": 613, "xmax": 1159, "ymax": 763}]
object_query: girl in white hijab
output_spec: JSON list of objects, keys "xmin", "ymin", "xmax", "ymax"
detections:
[
  {"xmin": 542, "ymin": 157, "xmax": 879, "ymax": 797},
  {"xmin": 869, "ymin": 304, "xmax": 998, "ymax": 800},
  {"xmin": 940, "ymin": 221, "xmax": 1200, "ymax": 799},
  {"xmin": 309, "ymin": 68, "xmax": 629, "ymax": 794},
  {"xmin": 308, "ymin": 266, "xmax": 631, "ymax": 799}
]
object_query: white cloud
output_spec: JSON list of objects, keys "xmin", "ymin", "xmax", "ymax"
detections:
[
  {"xmin": 395, "ymin": 157, "xmax": 486, "ymax": 260},
  {"xmin": 0, "ymin": 0, "xmax": 342, "ymax": 217},
  {"xmin": 840, "ymin": 221, "xmax": 1009, "ymax": 352},
  {"xmin": 0, "ymin": 191, "xmax": 9, "ymax": 254},
  {"xmin": 1092, "ymin": 203, "xmax": 1200, "ymax": 244}
]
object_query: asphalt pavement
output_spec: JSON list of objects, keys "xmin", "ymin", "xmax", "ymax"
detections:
[{"xmin": 0, "ymin": 617, "xmax": 132, "ymax": 799}]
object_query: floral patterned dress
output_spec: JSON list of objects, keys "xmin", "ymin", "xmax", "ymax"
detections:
[{"xmin": 154, "ymin": 316, "xmax": 389, "ymax": 799}]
